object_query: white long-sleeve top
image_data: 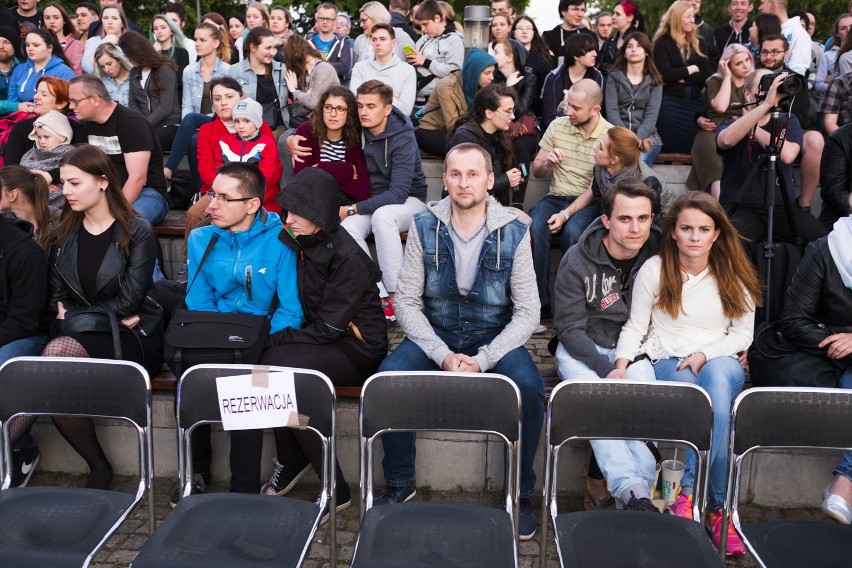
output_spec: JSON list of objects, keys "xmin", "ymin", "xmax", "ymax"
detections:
[{"xmin": 615, "ymin": 256, "xmax": 755, "ymax": 362}]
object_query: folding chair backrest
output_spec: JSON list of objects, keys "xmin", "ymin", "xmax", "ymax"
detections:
[
  {"xmin": 177, "ymin": 364, "xmax": 336, "ymax": 436},
  {"xmin": 0, "ymin": 357, "xmax": 150, "ymax": 427},
  {"xmin": 361, "ymin": 372, "xmax": 521, "ymax": 441},
  {"xmin": 732, "ymin": 388, "xmax": 852, "ymax": 454},
  {"xmin": 549, "ymin": 380, "xmax": 713, "ymax": 450}
]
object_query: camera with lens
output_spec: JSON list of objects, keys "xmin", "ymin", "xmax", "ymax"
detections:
[{"xmin": 756, "ymin": 71, "xmax": 805, "ymax": 111}]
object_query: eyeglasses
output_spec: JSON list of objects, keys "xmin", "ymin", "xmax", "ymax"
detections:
[
  {"xmin": 760, "ymin": 49, "xmax": 785, "ymax": 56},
  {"xmin": 358, "ymin": 17, "xmax": 369, "ymax": 24},
  {"xmin": 336, "ymin": 22, "xmax": 348, "ymax": 28},
  {"xmin": 208, "ymin": 192, "xmax": 255, "ymax": 204},
  {"xmin": 68, "ymin": 94, "xmax": 95, "ymax": 106},
  {"xmin": 316, "ymin": 16, "xmax": 335, "ymax": 22},
  {"xmin": 496, "ymin": 108, "xmax": 515, "ymax": 117},
  {"xmin": 323, "ymin": 104, "xmax": 348, "ymax": 115}
]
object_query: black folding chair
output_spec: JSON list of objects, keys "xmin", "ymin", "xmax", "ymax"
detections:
[
  {"xmin": 130, "ymin": 364, "xmax": 337, "ymax": 568},
  {"xmin": 540, "ymin": 380, "xmax": 725, "ymax": 568},
  {"xmin": 724, "ymin": 387, "xmax": 852, "ymax": 568},
  {"xmin": 0, "ymin": 357, "xmax": 154, "ymax": 568},
  {"xmin": 350, "ymin": 371, "xmax": 522, "ymax": 568}
]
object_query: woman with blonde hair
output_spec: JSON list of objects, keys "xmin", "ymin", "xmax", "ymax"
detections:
[
  {"xmin": 688, "ymin": 43, "xmax": 753, "ymax": 198},
  {"xmin": 81, "ymin": 4, "xmax": 128, "ymax": 74},
  {"xmin": 615, "ymin": 191, "xmax": 761, "ymax": 556},
  {"xmin": 652, "ymin": 0, "xmax": 712, "ymax": 153},
  {"xmin": 93, "ymin": 42, "xmax": 132, "ymax": 106}
]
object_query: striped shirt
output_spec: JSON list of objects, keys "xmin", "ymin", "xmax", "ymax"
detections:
[
  {"xmin": 539, "ymin": 115, "xmax": 612, "ymax": 197},
  {"xmin": 319, "ymin": 138, "xmax": 347, "ymax": 163}
]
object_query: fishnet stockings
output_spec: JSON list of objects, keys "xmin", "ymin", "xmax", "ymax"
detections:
[{"xmin": 9, "ymin": 337, "xmax": 109, "ymax": 471}]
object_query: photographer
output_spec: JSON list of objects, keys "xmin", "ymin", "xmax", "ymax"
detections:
[{"xmin": 717, "ymin": 68, "xmax": 827, "ymax": 258}]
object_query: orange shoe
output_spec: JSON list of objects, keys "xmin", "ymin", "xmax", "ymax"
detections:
[
  {"xmin": 670, "ymin": 492, "xmax": 692, "ymax": 519},
  {"xmin": 709, "ymin": 509, "xmax": 745, "ymax": 556}
]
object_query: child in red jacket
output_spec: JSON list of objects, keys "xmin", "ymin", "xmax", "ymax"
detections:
[{"xmin": 220, "ymin": 98, "xmax": 283, "ymax": 212}]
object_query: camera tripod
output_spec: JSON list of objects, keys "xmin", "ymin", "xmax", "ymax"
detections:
[{"xmin": 729, "ymin": 108, "xmax": 800, "ymax": 325}]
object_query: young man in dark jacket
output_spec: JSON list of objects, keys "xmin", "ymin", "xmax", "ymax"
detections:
[
  {"xmin": 254, "ymin": 167, "xmax": 388, "ymax": 513},
  {"xmin": 553, "ymin": 178, "xmax": 660, "ymax": 511}
]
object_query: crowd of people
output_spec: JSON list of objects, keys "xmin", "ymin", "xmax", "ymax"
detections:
[{"xmin": 1, "ymin": 0, "xmax": 852, "ymax": 556}]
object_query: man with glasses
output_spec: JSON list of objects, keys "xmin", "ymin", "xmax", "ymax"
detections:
[
  {"xmin": 759, "ymin": 34, "xmax": 824, "ymax": 211},
  {"xmin": 350, "ymin": 24, "xmax": 416, "ymax": 115},
  {"xmin": 306, "ymin": 2, "xmax": 353, "ymax": 84},
  {"xmin": 67, "ymin": 75, "xmax": 169, "ymax": 225},
  {"xmin": 542, "ymin": 0, "xmax": 596, "ymax": 66}
]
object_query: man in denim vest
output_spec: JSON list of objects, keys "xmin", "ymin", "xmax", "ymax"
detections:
[{"xmin": 374, "ymin": 142, "xmax": 544, "ymax": 540}]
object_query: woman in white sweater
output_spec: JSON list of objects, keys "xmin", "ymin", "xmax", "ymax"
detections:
[{"xmin": 614, "ymin": 191, "xmax": 761, "ymax": 556}]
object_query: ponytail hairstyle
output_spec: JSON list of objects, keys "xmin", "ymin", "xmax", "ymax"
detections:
[
  {"xmin": 657, "ymin": 191, "xmax": 762, "ymax": 320},
  {"xmin": 0, "ymin": 165, "xmax": 52, "ymax": 250},
  {"xmin": 605, "ymin": 126, "xmax": 653, "ymax": 169},
  {"xmin": 196, "ymin": 21, "xmax": 231, "ymax": 63}
]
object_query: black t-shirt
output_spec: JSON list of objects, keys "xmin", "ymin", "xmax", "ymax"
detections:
[
  {"xmin": 606, "ymin": 249, "xmax": 639, "ymax": 290},
  {"xmin": 77, "ymin": 221, "xmax": 117, "ymax": 303},
  {"xmin": 0, "ymin": 7, "xmax": 41, "ymax": 58},
  {"xmin": 84, "ymin": 104, "xmax": 168, "ymax": 195},
  {"xmin": 717, "ymin": 114, "xmax": 803, "ymax": 207}
]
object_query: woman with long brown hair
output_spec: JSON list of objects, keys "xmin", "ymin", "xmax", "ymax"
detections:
[
  {"xmin": 42, "ymin": 2, "xmax": 84, "ymax": 74},
  {"xmin": 7, "ymin": 145, "xmax": 163, "ymax": 491},
  {"xmin": 652, "ymin": 0, "xmax": 712, "ymax": 153},
  {"xmin": 0, "ymin": 165, "xmax": 53, "ymax": 249},
  {"xmin": 283, "ymin": 34, "xmax": 340, "ymax": 128},
  {"xmin": 614, "ymin": 191, "xmax": 761, "ymax": 556}
]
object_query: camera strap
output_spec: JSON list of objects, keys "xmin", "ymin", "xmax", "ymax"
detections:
[{"xmin": 748, "ymin": 121, "xmax": 789, "ymax": 163}]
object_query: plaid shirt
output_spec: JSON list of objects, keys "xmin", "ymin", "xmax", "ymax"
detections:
[{"xmin": 820, "ymin": 72, "xmax": 852, "ymax": 128}]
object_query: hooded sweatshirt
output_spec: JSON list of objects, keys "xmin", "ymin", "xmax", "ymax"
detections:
[
  {"xmin": 604, "ymin": 70, "xmax": 662, "ymax": 141},
  {"xmin": 358, "ymin": 106, "xmax": 427, "ymax": 215},
  {"xmin": 8, "ymin": 55, "xmax": 74, "ymax": 102},
  {"xmin": 0, "ymin": 216, "xmax": 49, "ymax": 344},
  {"xmin": 185, "ymin": 209, "xmax": 304, "ymax": 335},
  {"xmin": 553, "ymin": 217, "xmax": 661, "ymax": 377},
  {"xmin": 350, "ymin": 53, "xmax": 417, "ymax": 116},
  {"xmin": 272, "ymin": 168, "xmax": 388, "ymax": 360},
  {"xmin": 413, "ymin": 30, "xmax": 465, "ymax": 101}
]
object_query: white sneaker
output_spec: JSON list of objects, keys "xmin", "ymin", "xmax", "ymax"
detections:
[{"xmin": 822, "ymin": 484, "xmax": 852, "ymax": 524}]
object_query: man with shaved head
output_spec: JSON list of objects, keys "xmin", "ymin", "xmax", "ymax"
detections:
[{"xmin": 529, "ymin": 79, "xmax": 612, "ymax": 319}]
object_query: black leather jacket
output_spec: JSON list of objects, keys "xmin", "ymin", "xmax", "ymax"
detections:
[
  {"xmin": 779, "ymin": 236, "xmax": 852, "ymax": 368},
  {"xmin": 49, "ymin": 216, "xmax": 163, "ymax": 337},
  {"xmin": 819, "ymin": 122, "xmax": 852, "ymax": 228}
]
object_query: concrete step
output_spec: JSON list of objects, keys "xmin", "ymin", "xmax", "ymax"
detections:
[{"xmin": 32, "ymin": 392, "xmax": 841, "ymax": 508}]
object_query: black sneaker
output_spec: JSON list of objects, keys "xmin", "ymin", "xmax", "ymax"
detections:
[
  {"xmin": 169, "ymin": 473, "xmax": 207, "ymax": 508},
  {"xmin": 519, "ymin": 497, "xmax": 538, "ymax": 541},
  {"xmin": 316, "ymin": 485, "xmax": 353, "ymax": 524},
  {"xmin": 10, "ymin": 446, "xmax": 40, "ymax": 488},
  {"xmin": 260, "ymin": 454, "xmax": 312, "ymax": 496},
  {"xmin": 624, "ymin": 490, "xmax": 659, "ymax": 513},
  {"xmin": 372, "ymin": 481, "xmax": 416, "ymax": 506}
]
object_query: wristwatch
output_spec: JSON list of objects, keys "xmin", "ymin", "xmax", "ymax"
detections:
[
  {"xmin": 347, "ymin": 205, "xmax": 356, "ymax": 216},
  {"xmin": 561, "ymin": 209, "xmax": 571, "ymax": 221}
]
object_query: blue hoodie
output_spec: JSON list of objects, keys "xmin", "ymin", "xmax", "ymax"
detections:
[
  {"xmin": 358, "ymin": 106, "xmax": 428, "ymax": 215},
  {"xmin": 185, "ymin": 210, "xmax": 305, "ymax": 334},
  {"xmin": 8, "ymin": 55, "xmax": 74, "ymax": 103}
]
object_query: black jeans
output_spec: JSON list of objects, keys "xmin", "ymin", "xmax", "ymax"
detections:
[{"xmin": 726, "ymin": 203, "xmax": 828, "ymax": 259}]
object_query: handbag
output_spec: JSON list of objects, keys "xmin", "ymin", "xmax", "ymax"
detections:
[
  {"xmin": 59, "ymin": 305, "xmax": 123, "ymax": 360},
  {"xmin": 747, "ymin": 321, "xmax": 842, "ymax": 388},
  {"xmin": 163, "ymin": 234, "xmax": 279, "ymax": 376}
]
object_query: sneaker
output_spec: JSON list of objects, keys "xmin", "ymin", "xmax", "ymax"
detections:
[
  {"xmin": 373, "ymin": 481, "xmax": 416, "ymax": 506},
  {"xmin": 10, "ymin": 446, "xmax": 40, "ymax": 488},
  {"xmin": 821, "ymin": 484, "xmax": 852, "ymax": 525},
  {"xmin": 670, "ymin": 492, "xmax": 693, "ymax": 519},
  {"xmin": 519, "ymin": 497, "xmax": 538, "ymax": 541},
  {"xmin": 260, "ymin": 454, "xmax": 312, "ymax": 496},
  {"xmin": 382, "ymin": 300, "xmax": 396, "ymax": 321},
  {"xmin": 708, "ymin": 509, "xmax": 745, "ymax": 556},
  {"xmin": 169, "ymin": 473, "xmax": 207, "ymax": 508},
  {"xmin": 175, "ymin": 263, "xmax": 188, "ymax": 284},
  {"xmin": 624, "ymin": 491, "xmax": 659, "ymax": 513},
  {"xmin": 316, "ymin": 486, "xmax": 353, "ymax": 524}
]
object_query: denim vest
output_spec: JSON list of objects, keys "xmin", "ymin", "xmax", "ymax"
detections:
[{"xmin": 415, "ymin": 211, "xmax": 527, "ymax": 339}]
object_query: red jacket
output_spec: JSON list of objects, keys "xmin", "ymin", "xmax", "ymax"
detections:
[
  {"xmin": 292, "ymin": 122, "xmax": 370, "ymax": 202},
  {"xmin": 197, "ymin": 117, "xmax": 281, "ymax": 211}
]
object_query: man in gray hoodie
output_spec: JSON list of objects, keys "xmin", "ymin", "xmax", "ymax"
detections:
[
  {"xmin": 553, "ymin": 178, "xmax": 660, "ymax": 511},
  {"xmin": 350, "ymin": 24, "xmax": 416, "ymax": 115},
  {"xmin": 374, "ymin": 142, "xmax": 544, "ymax": 541}
]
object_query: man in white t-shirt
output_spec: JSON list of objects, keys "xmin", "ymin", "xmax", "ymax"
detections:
[{"xmin": 758, "ymin": 0, "xmax": 811, "ymax": 75}]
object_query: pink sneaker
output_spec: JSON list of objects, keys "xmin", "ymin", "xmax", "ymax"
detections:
[
  {"xmin": 709, "ymin": 509, "xmax": 745, "ymax": 556},
  {"xmin": 670, "ymin": 493, "xmax": 693, "ymax": 519}
]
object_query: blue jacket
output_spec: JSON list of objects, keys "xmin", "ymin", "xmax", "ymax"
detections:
[
  {"xmin": 8, "ymin": 55, "xmax": 74, "ymax": 103},
  {"xmin": 185, "ymin": 210, "xmax": 304, "ymax": 334},
  {"xmin": 0, "ymin": 60, "xmax": 20, "ymax": 115},
  {"xmin": 358, "ymin": 106, "xmax": 427, "ymax": 215}
]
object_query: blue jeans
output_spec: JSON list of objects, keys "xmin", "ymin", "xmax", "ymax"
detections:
[
  {"xmin": 835, "ymin": 369, "xmax": 852, "ymax": 480},
  {"xmin": 654, "ymin": 356, "xmax": 744, "ymax": 510},
  {"xmin": 132, "ymin": 187, "xmax": 170, "ymax": 225},
  {"xmin": 378, "ymin": 335, "xmax": 545, "ymax": 498},
  {"xmin": 1, "ymin": 336, "xmax": 48, "ymax": 452},
  {"xmin": 165, "ymin": 113, "xmax": 211, "ymax": 173},
  {"xmin": 640, "ymin": 140, "xmax": 663, "ymax": 167},
  {"xmin": 555, "ymin": 342, "xmax": 658, "ymax": 503},
  {"xmin": 530, "ymin": 194, "xmax": 600, "ymax": 308}
]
